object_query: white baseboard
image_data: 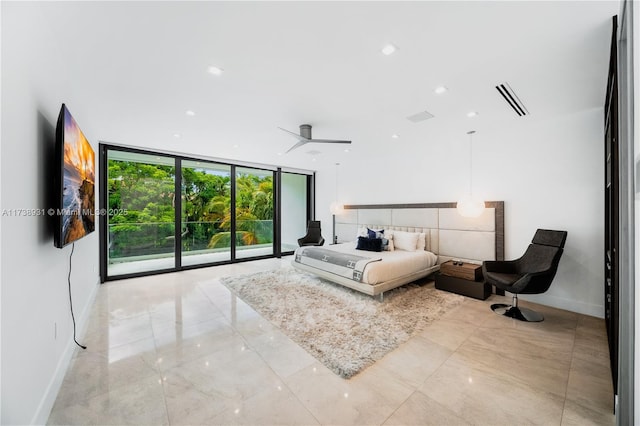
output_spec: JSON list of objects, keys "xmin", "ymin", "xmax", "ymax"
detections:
[{"xmin": 31, "ymin": 276, "xmax": 100, "ymax": 425}]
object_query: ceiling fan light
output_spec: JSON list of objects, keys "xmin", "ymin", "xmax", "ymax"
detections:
[{"xmin": 456, "ymin": 194, "xmax": 485, "ymax": 218}]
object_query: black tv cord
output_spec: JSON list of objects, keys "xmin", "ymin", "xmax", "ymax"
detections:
[{"xmin": 68, "ymin": 243, "xmax": 87, "ymax": 350}]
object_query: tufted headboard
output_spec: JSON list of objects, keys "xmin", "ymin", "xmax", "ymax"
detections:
[{"xmin": 334, "ymin": 202, "xmax": 504, "ymax": 264}]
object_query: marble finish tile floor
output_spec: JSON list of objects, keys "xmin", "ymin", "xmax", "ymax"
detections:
[{"xmin": 48, "ymin": 258, "xmax": 615, "ymax": 425}]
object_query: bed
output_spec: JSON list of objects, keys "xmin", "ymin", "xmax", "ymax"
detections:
[{"xmin": 291, "ymin": 202, "xmax": 504, "ymax": 300}]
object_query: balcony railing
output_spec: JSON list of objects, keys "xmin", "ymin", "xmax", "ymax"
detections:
[{"xmin": 108, "ymin": 220, "xmax": 274, "ymax": 263}]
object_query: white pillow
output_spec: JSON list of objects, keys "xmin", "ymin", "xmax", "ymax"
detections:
[
  {"xmin": 392, "ymin": 230, "xmax": 420, "ymax": 252},
  {"xmin": 356, "ymin": 227, "xmax": 368, "ymax": 239},
  {"xmin": 385, "ymin": 234, "xmax": 395, "ymax": 251},
  {"xmin": 417, "ymin": 233, "xmax": 426, "ymax": 251}
]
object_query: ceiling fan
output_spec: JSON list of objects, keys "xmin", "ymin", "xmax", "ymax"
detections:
[{"xmin": 278, "ymin": 124, "xmax": 352, "ymax": 153}]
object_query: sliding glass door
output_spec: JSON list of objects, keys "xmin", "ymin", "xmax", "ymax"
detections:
[
  {"xmin": 235, "ymin": 167, "xmax": 274, "ymax": 259},
  {"xmin": 181, "ymin": 161, "xmax": 231, "ymax": 266},
  {"xmin": 100, "ymin": 145, "xmax": 312, "ymax": 281},
  {"xmin": 105, "ymin": 151, "xmax": 176, "ymax": 276}
]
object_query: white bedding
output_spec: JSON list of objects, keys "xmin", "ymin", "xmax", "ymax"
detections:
[{"xmin": 321, "ymin": 242, "xmax": 438, "ymax": 285}]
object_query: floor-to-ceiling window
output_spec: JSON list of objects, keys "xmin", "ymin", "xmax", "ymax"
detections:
[
  {"xmin": 280, "ymin": 172, "xmax": 308, "ymax": 253},
  {"xmin": 99, "ymin": 145, "xmax": 312, "ymax": 281}
]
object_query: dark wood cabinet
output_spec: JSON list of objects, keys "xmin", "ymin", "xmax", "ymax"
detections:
[
  {"xmin": 604, "ymin": 15, "xmax": 618, "ymax": 394},
  {"xmin": 435, "ymin": 261, "xmax": 490, "ymax": 300}
]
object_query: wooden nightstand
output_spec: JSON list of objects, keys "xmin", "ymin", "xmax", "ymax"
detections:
[{"xmin": 435, "ymin": 260, "xmax": 491, "ymax": 300}]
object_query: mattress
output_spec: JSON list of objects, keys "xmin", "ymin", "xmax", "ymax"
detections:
[{"xmin": 310, "ymin": 242, "xmax": 438, "ymax": 285}]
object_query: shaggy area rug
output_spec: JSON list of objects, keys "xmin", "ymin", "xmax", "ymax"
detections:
[{"xmin": 220, "ymin": 267, "xmax": 464, "ymax": 379}]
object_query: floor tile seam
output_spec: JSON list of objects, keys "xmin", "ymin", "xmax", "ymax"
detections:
[
  {"xmin": 456, "ymin": 334, "xmax": 576, "ymax": 364},
  {"xmin": 378, "ymin": 387, "xmax": 421, "ymax": 426},
  {"xmin": 196, "ymin": 278, "xmax": 237, "ymax": 323},
  {"xmin": 158, "ymin": 376, "xmax": 172, "ymax": 426},
  {"xmin": 52, "ymin": 367, "xmax": 166, "ymax": 412},
  {"xmin": 559, "ymin": 324, "xmax": 578, "ymax": 423},
  {"xmin": 195, "ymin": 291, "xmax": 306, "ymax": 407},
  {"xmin": 159, "ymin": 372, "xmax": 237, "ymax": 424},
  {"xmin": 60, "ymin": 348, "xmax": 162, "ymax": 387},
  {"xmin": 208, "ymin": 384, "xmax": 323, "ymax": 426},
  {"xmin": 414, "ymin": 335, "xmax": 460, "ymax": 390},
  {"xmin": 204, "ymin": 268, "xmax": 325, "ymax": 426},
  {"xmin": 562, "ymin": 397, "xmax": 616, "ymax": 421},
  {"xmin": 405, "ymin": 388, "xmax": 472, "ymax": 426},
  {"xmin": 450, "ymin": 346, "xmax": 573, "ymax": 401},
  {"xmin": 235, "ymin": 322, "xmax": 324, "ymax": 425},
  {"xmin": 474, "ymin": 318, "xmax": 579, "ymax": 338},
  {"xmin": 53, "ymin": 311, "xmax": 162, "ymax": 409},
  {"xmin": 421, "ymin": 312, "xmax": 480, "ymax": 352}
]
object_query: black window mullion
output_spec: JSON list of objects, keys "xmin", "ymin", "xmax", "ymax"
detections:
[
  {"xmin": 274, "ymin": 168, "xmax": 281, "ymax": 258},
  {"xmin": 230, "ymin": 165, "xmax": 236, "ymax": 260},
  {"xmin": 99, "ymin": 144, "xmax": 108, "ymax": 283},
  {"xmin": 308, "ymin": 173, "xmax": 315, "ymax": 221},
  {"xmin": 175, "ymin": 158, "xmax": 182, "ymax": 270}
]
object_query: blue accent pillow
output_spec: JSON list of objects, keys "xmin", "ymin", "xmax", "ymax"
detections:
[
  {"xmin": 357, "ymin": 236, "xmax": 383, "ymax": 252},
  {"xmin": 367, "ymin": 228, "xmax": 384, "ymax": 239}
]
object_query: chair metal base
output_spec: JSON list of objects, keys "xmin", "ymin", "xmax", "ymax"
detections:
[{"xmin": 490, "ymin": 303, "xmax": 544, "ymax": 322}]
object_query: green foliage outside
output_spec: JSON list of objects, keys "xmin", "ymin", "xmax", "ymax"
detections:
[{"xmin": 108, "ymin": 160, "xmax": 273, "ymax": 259}]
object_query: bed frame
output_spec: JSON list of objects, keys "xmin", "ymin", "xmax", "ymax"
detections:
[{"xmin": 295, "ymin": 202, "xmax": 504, "ymax": 300}]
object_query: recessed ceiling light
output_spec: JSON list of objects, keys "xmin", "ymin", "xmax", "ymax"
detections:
[
  {"xmin": 173, "ymin": 133, "xmax": 181, "ymax": 138},
  {"xmin": 467, "ymin": 111, "xmax": 478, "ymax": 118},
  {"xmin": 381, "ymin": 44, "xmax": 397, "ymax": 55},
  {"xmin": 434, "ymin": 86, "xmax": 448, "ymax": 94},
  {"xmin": 185, "ymin": 110, "xmax": 195, "ymax": 116},
  {"xmin": 391, "ymin": 134, "xmax": 399, "ymax": 139},
  {"xmin": 207, "ymin": 65, "xmax": 224, "ymax": 76}
]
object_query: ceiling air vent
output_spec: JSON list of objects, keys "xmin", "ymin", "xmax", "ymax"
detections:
[
  {"xmin": 496, "ymin": 82, "xmax": 529, "ymax": 116},
  {"xmin": 406, "ymin": 110, "xmax": 435, "ymax": 123}
]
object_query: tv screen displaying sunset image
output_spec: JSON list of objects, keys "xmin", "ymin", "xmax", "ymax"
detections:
[{"xmin": 55, "ymin": 104, "xmax": 95, "ymax": 248}]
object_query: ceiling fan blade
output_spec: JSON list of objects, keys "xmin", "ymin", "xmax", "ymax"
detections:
[
  {"xmin": 285, "ymin": 140, "xmax": 310, "ymax": 153},
  {"xmin": 278, "ymin": 127, "xmax": 309, "ymax": 142},
  {"xmin": 308, "ymin": 139, "xmax": 352, "ymax": 144}
]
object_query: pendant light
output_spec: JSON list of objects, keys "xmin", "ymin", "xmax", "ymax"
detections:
[{"xmin": 457, "ymin": 130, "xmax": 485, "ymax": 217}]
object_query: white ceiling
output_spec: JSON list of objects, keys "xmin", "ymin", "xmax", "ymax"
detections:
[{"xmin": 48, "ymin": 1, "xmax": 619, "ymax": 170}]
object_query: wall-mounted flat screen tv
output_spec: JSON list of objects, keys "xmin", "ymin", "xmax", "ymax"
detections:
[{"xmin": 54, "ymin": 104, "xmax": 95, "ymax": 248}]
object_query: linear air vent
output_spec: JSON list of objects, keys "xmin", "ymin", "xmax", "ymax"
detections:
[
  {"xmin": 496, "ymin": 82, "xmax": 529, "ymax": 116},
  {"xmin": 406, "ymin": 110, "xmax": 435, "ymax": 123}
]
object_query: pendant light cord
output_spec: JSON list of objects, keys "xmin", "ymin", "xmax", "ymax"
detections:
[
  {"xmin": 335, "ymin": 162, "xmax": 340, "ymax": 202},
  {"xmin": 467, "ymin": 131, "xmax": 476, "ymax": 194}
]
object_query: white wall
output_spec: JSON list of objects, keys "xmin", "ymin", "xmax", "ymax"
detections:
[
  {"xmin": 317, "ymin": 108, "xmax": 605, "ymax": 317},
  {"xmin": 1, "ymin": 4, "xmax": 100, "ymax": 424}
]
